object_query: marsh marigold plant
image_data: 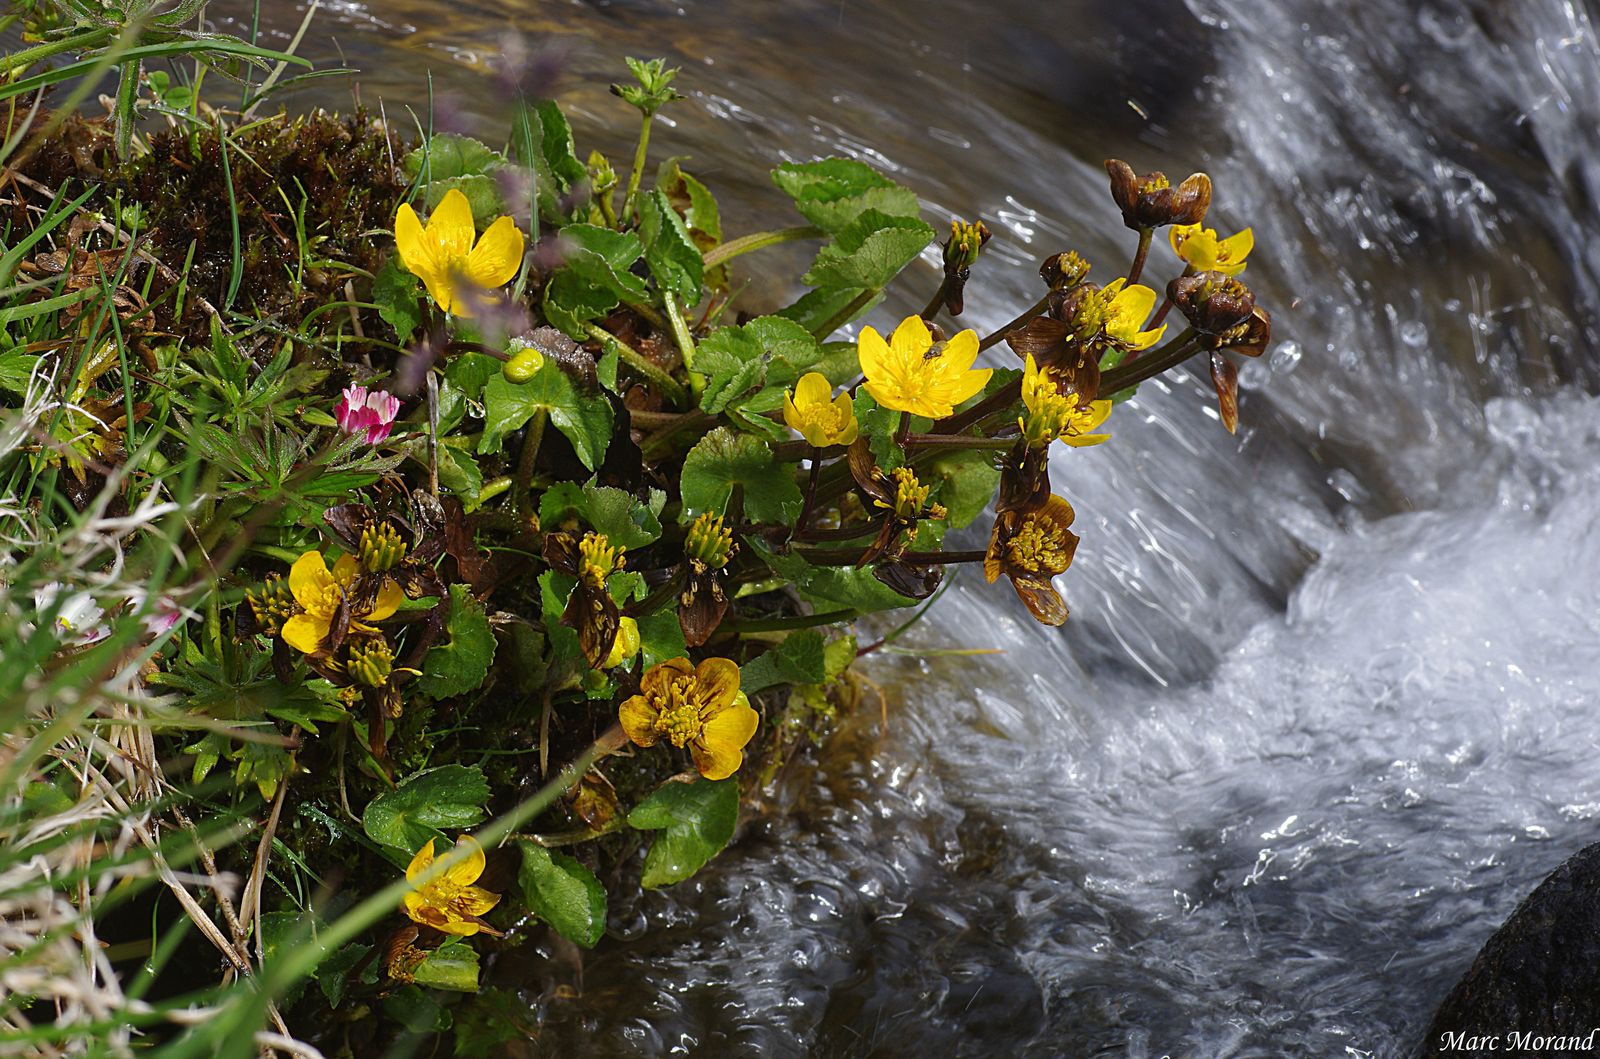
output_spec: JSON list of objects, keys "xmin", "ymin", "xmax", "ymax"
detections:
[
  {"xmin": 619, "ymin": 657, "xmax": 759, "ymax": 780},
  {"xmin": 394, "ymin": 187, "xmax": 525, "ymax": 315},
  {"xmin": 279, "ymin": 550, "xmax": 404, "ymax": 655},
  {"xmin": 402, "ymin": 837, "xmax": 503, "ymax": 937},
  {"xmin": 859, "ymin": 315, "xmax": 991, "ymax": 419}
]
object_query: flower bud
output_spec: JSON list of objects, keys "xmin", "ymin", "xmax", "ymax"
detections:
[
  {"xmin": 358, "ymin": 523, "xmax": 408, "ymax": 573},
  {"xmin": 1104, "ymin": 159, "xmax": 1212, "ymax": 230},
  {"xmin": 347, "ymin": 639, "xmax": 396, "ymax": 688},
  {"xmin": 502, "ymin": 344, "xmax": 546, "ymax": 383},
  {"xmin": 684, "ymin": 512, "xmax": 736, "ymax": 569},
  {"xmin": 944, "ymin": 219, "xmax": 990, "ymax": 273},
  {"xmin": 1168, "ymin": 271, "xmax": 1256, "ymax": 335},
  {"xmin": 1039, "ymin": 251, "xmax": 1090, "ymax": 291},
  {"xmin": 1213, "ymin": 305, "xmax": 1272, "ymax": 357}
]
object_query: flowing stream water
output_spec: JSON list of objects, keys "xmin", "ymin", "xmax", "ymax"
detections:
[{"xmin": 214, "ymin": 1, "xmax": 1600, "ymax": 1054}]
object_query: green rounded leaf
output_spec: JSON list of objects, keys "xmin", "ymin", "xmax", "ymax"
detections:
[
  {"xmin": 362, "ymin": 764, "xmax": 491, "ymax": 853},
  {"xmin": 410, "ymin": 939, "xmax": 480, "ymax": 993},
  {"xmin": 415, "ymin": 584, "xmax": 497, "ymax": 700},
  {"xmin": 517, "ymin": 842, "xmax": 607, "ymax": 948},
  {"xmin": 679, "ymin": 426, "xmax": 802, "ymax": 525},
  {"xmin": 479, "ymin": 360, "xmax": 613, "ymax": 471},
  {"xmin": 627, "ymin": 777, "xmax": 739, "ymax": 889}
]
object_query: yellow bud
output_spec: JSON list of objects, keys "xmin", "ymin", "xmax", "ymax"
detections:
[{"xmin": 503, "ymin": 345, "xmax": 546, "ymax": 383}]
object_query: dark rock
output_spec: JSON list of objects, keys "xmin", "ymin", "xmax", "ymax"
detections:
[{"xmin": 1420, "ymin": 843, "xmax": 1600, "ymax": 1058}]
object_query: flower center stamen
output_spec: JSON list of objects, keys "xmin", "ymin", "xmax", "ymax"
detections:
[
  {"xmin": 578, "ymin": 533, "xmax": 624, "ymax": 589},
  {"xmin": 652, "ymin": 675, "xmax": 706, "ymax": 747},
  {"xmin": 1008, "ymin": 516, "xmax": 1072, "ymax": 574}
]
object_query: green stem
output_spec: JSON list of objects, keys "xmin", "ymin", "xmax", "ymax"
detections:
[
  {"xmin": 934, "ymin": 377, "xmax": 1023, "ymax": 435},
  {"xmin": 584, "ymin": 323, "xmax": 686, "ymax": 405},
  {"xmin": 623, "ymin": 569, "xmax": 685, "ymax": 618},
  {"xmin": 620, "ymin": 112, "xmax": 653, "ymax": 224},
  {"xmin": 902, "ymin": 432, "xmax": 1014, "ymax": 450},
  {"xmin": 475, "ymin": 476, "xmax": 513, "ymax": 507},
  {"xmin": 638, "ymin": 410, "xmax": 716, "ymax": 458},
  {"xmin": 721, "ymin": 608, "xmax": 858, "ymax": 632},
  {"xmin": 772, "ymin": 438, "xmax": 846, "ymax": 462},
  {"xmin": 794, "ymin": 547, "xmax": 988, "ymax": 566},
  {"xmin": 810, "ymin": 287, "xmax": 881, "ymax": 340},
  {"xmin": 1126, "ymin": 227, "xmax": 1153, "ymax": 286},
  {"xmin": 702, "ymin": 225, "xmax": 824, "ymax": 269},
  {"xmin": 905, "ymin": 549, "xmax": 987, "ymax": 564},
  {"xmin": 794, "ymin": 521, "xmax": 877, "ymax": 543},
  {"xmin": 663, "ymin": 294, "xmax": 703, "ymax": 396},
  {"xmin": 797, "ymin": 447, "xmax": 823, "ymax": 527},
  {"xmin": 1099, "ymin": 327, "xmax": 1200, "ymax": 393},
  {"xmin": 0, "ymin": 26, "xmax": 113, "ymax": 76},
  {"xmin": 518, "ymin": 819, "xmax": 624, "ymax": 847},
  {"xmin": 920, "ymin": 275, "xmax": 951, "ymax": 321},
  {"xmin": 976, "ymin": 291, "xmax": 1053, "ymax": 352},
  {"xmin": 514, "ymin": 409, "xmax": 547, "ymax": 519}
]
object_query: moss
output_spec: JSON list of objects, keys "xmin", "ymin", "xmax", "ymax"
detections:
[{"xmin": 11, "ymin": 108, "xmax": 409, "ymax": 347}]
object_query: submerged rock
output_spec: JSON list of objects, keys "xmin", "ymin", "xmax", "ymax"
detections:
[{"xmin": 1420, "ymin": 843, "xmax": 1600, "ymax": 1058}]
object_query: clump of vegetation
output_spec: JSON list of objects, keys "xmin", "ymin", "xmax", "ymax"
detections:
[{"xmin": 0, "ymin": 6, "xmax": 1271, "ymax": 1055}]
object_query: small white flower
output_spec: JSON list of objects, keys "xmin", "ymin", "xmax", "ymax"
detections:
[{"xmin": 34, "ymin": 582, "xmax": 109, "ymax": 645}]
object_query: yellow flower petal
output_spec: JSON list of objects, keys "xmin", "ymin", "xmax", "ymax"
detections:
[
  {"xmin": 693, "ymin": 656, "xmax": 741, "ymax": 709},
  {"xmin": 457, "ymin": 884, "xmax": 501, "ymax": 917},
  {"xmin": 394, "ymin": 203, "xmax": 431, "ymax": 279},
  {"xmin": 831, "ymin": 391, "xmax": 860, "ymax": 444},
  {"xmin": 280, "ymin": 612, "xmax": 330, "ymax": 655},
  {"xmin": 939, "ymin": 329, "xmax": 980, "ymax": 372},
  {"xmin": 1216, "ymin": 227, "xmax": 1254, "ymax": 275},
  {"xmin": 644, "ymin": 656, "xmax": 693, "ymax": 694},
  {"xmin": 445, "ymin": 836, "xmax": 486, "ymax": 887},
  {"xmin": 1112, "ymin": 283, "xmax": 1157, "ymax": 323},
  {"xmin": 782, "ymin": 391, "xmax": 805, "ymax": 435},
  {"xmin": 793, "ymin": 371, "xmax": 833, "ymax": 406},
  {"xmin": 888, "ymin": 314, "xmax": 932, "ymax": 361},
  {"xmin": 857, "ymin": 326, "xmax": 890, "ymax": 380},
  {"xmin": 287, "ymin": 551, "xmax": 333, "ymax": 609},
  {"xmin": 405, "ymin": 839, "xmax": 436, "ymax": 882},
  {"xmin": 944, "ymin": 365, "xmax": 992, "ymax": 407},
  {"xmin": 464, "ymin": 215, "xmax": 525, "ymax": 290},
  {"xmin": 1168, "ymin": 223, "xmax": 1198, "ymax": 258},
  {"xmin": 430, "ymin": 916, "xmax": 482, "ymax": 937},
  {"xmin": 693, "ymin": 700, "xmax": 759, "ymax": 780},
  {"xmin": 619, "ymin": 693, "xmax": 661, "ymax": 747},
  {"xmin": 421, "ymin": 269, "xmax": 459, "ymax": 316},
  {"xmin": 428, "ymin": 188, "xmax": 478, "ymax": 262},
  {"xmin": 365, "ymin": 577, "xmax": 405, "ymax": 623},
  {"xmin": 1131, "ymin": 323, "xmax": 1168, "ymax": 351},
  {"xmin": 332, "ymin": 554, "xmax": 362, "ymax": 583}
]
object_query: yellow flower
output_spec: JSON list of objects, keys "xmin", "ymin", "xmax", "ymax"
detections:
[
  {"xmin": 985, "ymin": 494, "xmax": 1081, "ymax": 626},
  {"xmin": 279, "ymin": 550, "xmax": 403, "ymax": 655},
  {"xmin": 394, "ymin": 188, "xmax": 525, "ymax": 316},
  {"xmin": 1100, "ymin": 279, "xmax": 1167, "ymax": 351},
  {"xmin": 1169, "ymin": 223, "xmax": 1253, "ymax": 277},
  {"xmin": 602, "ymin": 616, "xmax": 640, "ymax": 669},
  {"xmin": 783, "ymin": 372, "xmax": 859, "ymax": 447},
  {"xmin": 1020, "ymin": 355, "xmax": 1112, "ymax": 448},
  {"xmin": 402, "ymin": 836, "xmax": 502, "ymax": 937},
  {"xmin": 859, "ymin": 315, "xmax": 992, "ymax": 419},
  {"xmin": 618, "ymin": 657, "xmax": 758, "ymax": 780}
]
